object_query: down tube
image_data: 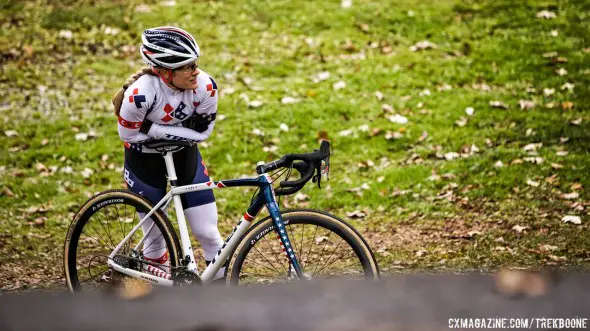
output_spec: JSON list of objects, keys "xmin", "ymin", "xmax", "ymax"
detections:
[{"xmin": 262, "ymin": 186, "xmax": 304, "ymax": 279}]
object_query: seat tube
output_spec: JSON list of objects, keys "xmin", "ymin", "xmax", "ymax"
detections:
[
  {"xmin": 163, "ymin": 152, "xmax": 198, "ymax": 273},
  {"xmin": 261, "ymin": 180, "xmax": 304, "ymax": 279}
]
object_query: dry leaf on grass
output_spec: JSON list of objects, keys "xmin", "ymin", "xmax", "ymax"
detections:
[{"xmin": 562, "ymin": 215, "xmax": 581, "ymax": 224}]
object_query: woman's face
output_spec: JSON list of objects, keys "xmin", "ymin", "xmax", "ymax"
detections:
[{"xmin": 172, "ymin": 61, "xmax": 200, "ymax": 90}]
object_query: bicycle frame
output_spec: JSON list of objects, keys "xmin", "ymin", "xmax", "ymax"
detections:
[{"xmin": 108, "ymin": 152, "xmax": 303, "ymax": 285}]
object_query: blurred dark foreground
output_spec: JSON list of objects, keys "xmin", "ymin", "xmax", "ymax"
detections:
[{"xmin": 1, "ymin": 271, "xmax": 588, "ymax": 331}]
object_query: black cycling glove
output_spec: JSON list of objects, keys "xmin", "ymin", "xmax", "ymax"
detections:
[{"xmin": 183, "ymin": 112, "xmax": 216, "ymax": 133}]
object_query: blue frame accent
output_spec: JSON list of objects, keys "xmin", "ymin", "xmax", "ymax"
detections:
[{"xmin": 173, "ymin": 174, "xmax": 305, "ymax": 280}]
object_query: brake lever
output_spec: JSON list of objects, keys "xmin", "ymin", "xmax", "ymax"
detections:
[{"xmin": 312, "ymin": 162, "xmax": 322, "ymax": 189}]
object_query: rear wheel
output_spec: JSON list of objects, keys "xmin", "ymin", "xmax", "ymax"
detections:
[
  {"xmin": 64, "ymin": 190, "xmax": 181, "ymax": 292},
  {"xmin": 228, "ymin": 209, "xmax": 379, "ymax": 285}
]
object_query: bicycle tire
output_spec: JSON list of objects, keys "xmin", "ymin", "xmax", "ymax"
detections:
[
  {"xmin": 227, "ymin": 209, "xmax": 380, "ymax": 285},
  {"xmin": 64, "ymin": 189, "xmax": 181, "ymax": 292}
]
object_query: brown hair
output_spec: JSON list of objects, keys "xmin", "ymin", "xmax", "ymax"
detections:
[{"xmin": 112, "ymin": 67, "xmax": 156, "ymax": 116}]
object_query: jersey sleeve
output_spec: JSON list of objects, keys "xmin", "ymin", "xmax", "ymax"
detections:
[
  {"xmin": 146, "ymin": 123, "xmax": 210, "ymax": 142},
  {"xmin": 192, "ymin": 74, "xmax": 219, "ymax": 141},
  {"xmin": 117, "ymin": 84, "xmax": 155, "ymax": 143}
]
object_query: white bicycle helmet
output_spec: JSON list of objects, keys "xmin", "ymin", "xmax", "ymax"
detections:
[{"xmin": 140, "ymin": 26, "xmax": 200, "ymax": 69}]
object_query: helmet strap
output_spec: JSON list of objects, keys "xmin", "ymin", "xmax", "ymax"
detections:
[{"xmin": 153, "ymin": 67, "xmax": 184, "ymax": 91}]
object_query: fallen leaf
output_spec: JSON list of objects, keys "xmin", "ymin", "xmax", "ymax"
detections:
[
  {"xmin": 59, "ymin": 30, "xmax": 73, "ymax": 39},
  {"xmin": 279, "ymin": 123, "xmax": 289, "ymax": 132},
  {"xmin": 551, "ymin": 163, "xmax": 563, "ymax": 169},
  {"xmin": 333, "ymin": 81, "xmax": 346, "ymax": 90},
  {"xmin": 381, "ymin": 104, "xmax": 394, "ymax": 113},
  {"xmin": 545, "ymin": 102, "xmax": 558, "ymax": 108},
  {"xmin": 385, "ymin": 131, "xmax": 403, "ymax": 140},
  {"xmin": 489, "ymin": 100, "xmax": 508, "ymax": 109},
  {"xmin": 251, "ymin": 128, "xmax": 264, "ymax": 136},
  {"xmin": 556, "ymin": 150, "xmax": 568, "ymax": 156},
  {"xmin": 536, "ymin": 10, "xmax": 557, "ymax": 19},
  {"xmin": 560, "ymin": 192, "xmax": 579, "ymax": 200},
  {"xmin": 338, "ymin": 129, "xmax": 353, "ymax": 137},
  {"xmin": 346, "ymin": 210, "xmax": 366, "ymax": 219},
  {"xmin": 2, "ymin": 187, "xmax": 14, "ymax": 197},
  {"xmin": 523, "ymin": 143, "xmax": 542, "ymax": 152},
  {"xmin": 438, "ymin": 84, "xmax": 452, "ymax": 91},
  {"xmin": 540, "ymin": 244, "xmax": 558, "ymax": 251},
  {"xmin": 135, "ymin": 4, "xmax": 151, "ymax": 12},
  {"xmin": 571, "ymin": 118, "xmax": 582, "ymax": 126},
  {"xmin": 561, "ymin": 82, "xmax": 575, "ymax": 92},
  {"xmin": 5, "ymin": 130, "xmax": 18, "ymax": 137},
  {"xmin": 444, "ymin": 152, "xmax": 460, "ymax": 161},
  {"xmin": 312, "ymin": 71, "xmax": 330, "ymax": 83},
  {"xmin": 387, "ymin": 114, "xmax": 408, "ymax": 124},
  {"xmin": 415, "ymin": 250, "xmax": 428, "ymax": 257},
  {"xmin": 512, "ymin": 225, "xmax": 528, "ymax": 233},
  {"xmin": 418, "ymin": 131, "xmax": 428, "ymax": 142},
  {"xmin": 543, "ymin": 88, "xmax": 555, "ymax": 96},
  {"xmin": 556, "ymin": 68, "xmax": 568, "ymax": 76},
  {"xmin": 409, "ymin": 40, "xmax": 437, "ymax": 52},
  {"xmin": 281, "ymin": 96, "xmax": 300, "ymax": 104},
  {"xmin": 523, "ymin": 157, "xmax": 544, "ymax": 164},
  {"xmin": 561, "ymin": 101, "xmax": 575, "ymax": 111},
  {"xmin": 519, "ymin": 100, "xmax": 535, "ymax": 110},
  {"xmin": 369, "ymin": 128, "xmax": 382, "ymax": 137},
  {"xmin": 375, "ymin": 91, "xmax": 384, "ymax": 100},
  {"xmin": 81, "ymin": 168, "xmax": 94, "ymax": 179},
  {"xmin": 75, "ymin": 133, "xmax": 89, "ymax": 141},
  {"xmin": 419, "ymin": 89, "xmax": 431, "ymax": 97},
  {"xmin": 248, "ymin": 100, "xmax": 264, "ymax": 108},
  {"xmin": 526, "ymin": 180, "xmax": 540, "ymax": 187},
  {"xmin": 465, "ymin": 107, "xmax": 475, "ymax": 116},
  {"xmin": 455, "ymin": 117, "xmax": 468, "ymax": 127},
  {"xmin": 562, "ymin": 215, "xmax": 581, "ymax": 225}
]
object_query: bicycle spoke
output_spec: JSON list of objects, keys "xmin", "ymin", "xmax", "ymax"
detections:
[
  {"xmin": 312, "ymin": 238, "xmax": 346, "ymax": 277},
  {"xmin": 304, "ymin": 225, "xmax": 320, "ymax": 272},
  {"xmin": 99, "ymin": 206, "xmax": 117, "ymax": 249},
  {"xmin": 81, "ymin": 230, "xmax": 111, "ymax": 251},
  {"xmin": 241, "ymin": 256, "xmax": 285, "ymax": 277},
  {"xmin": 310, "ymin": 230, "xmax": 334, "ymax": 276},
  {"xmin": 86, "ymin": 221, "xmax": 114, "ymax": 251},
  {"xmin": 261, "ymin": 235, "xmax": 288, "ymax": 275},
  {"xmin": 249, "ymin": 244, "xmax": 285, "ymax": 276}
]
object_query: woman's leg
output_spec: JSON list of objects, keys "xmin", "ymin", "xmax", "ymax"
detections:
[
  {"xmin": 124, "ymin": 149, "xmax": 168, "ymax": 261},
  {"xmin": 176, "ymin": 146, "xmax": 225, "ymax": 279}
]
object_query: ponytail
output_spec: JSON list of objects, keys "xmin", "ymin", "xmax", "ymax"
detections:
[{"xmin": 112, "ymin": 67, "xmax": 156, "ymax": 116}]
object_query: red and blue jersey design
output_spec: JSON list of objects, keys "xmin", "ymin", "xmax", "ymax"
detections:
[{"xmin": 117, "ymin": 70, "xmax": 218, "ymax": 152}]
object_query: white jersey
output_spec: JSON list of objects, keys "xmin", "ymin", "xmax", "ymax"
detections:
[{"xmin": 117, "ymin": 70, "xmax": 218, "ymax": 152}]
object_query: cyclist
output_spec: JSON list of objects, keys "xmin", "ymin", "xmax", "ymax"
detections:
[{"xmin": 111, "ymin": 26, "xmax": 224, "ymax": 280}]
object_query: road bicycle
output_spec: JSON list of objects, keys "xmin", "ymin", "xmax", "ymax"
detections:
[{"xmin": 64, "ymin": 140, "xmax": 379, "ymax": 291}]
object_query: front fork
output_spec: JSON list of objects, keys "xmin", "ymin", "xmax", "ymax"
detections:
[{"xmin": 261, "ymin": 181, "xmax": 304, "ymax": 279}]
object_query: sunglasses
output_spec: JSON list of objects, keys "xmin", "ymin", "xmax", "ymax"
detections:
[{"xmin": 176, "ymin": 61, "xmax": 199, "ymax": 74}]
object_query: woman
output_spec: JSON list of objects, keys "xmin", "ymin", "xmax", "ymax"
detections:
[{"xmin": 112, "ymin": 26, "xmax": 224, "ymax": 280}]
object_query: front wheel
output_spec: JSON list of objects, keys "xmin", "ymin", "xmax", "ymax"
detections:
[{"xmin": 227, "ymin": 209, "xmax": 380, "ymax": 285}]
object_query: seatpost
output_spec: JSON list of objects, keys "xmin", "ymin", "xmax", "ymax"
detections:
[
  {"xmin": 162, "ymin": 151, "xmax": 199, "ymax": 273},
  {"xmin": 163, "ymin": 152, "xmax": 178, "ymax": 187}
]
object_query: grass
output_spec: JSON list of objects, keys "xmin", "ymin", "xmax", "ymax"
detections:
[{"xmin": 0, "ymin": 0, "xmax": 589, "ymax": 291}]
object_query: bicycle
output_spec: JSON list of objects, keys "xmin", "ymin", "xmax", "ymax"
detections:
[{"xmin": 64, "ymin": 140, "xmax": 380, "ymax": 291}]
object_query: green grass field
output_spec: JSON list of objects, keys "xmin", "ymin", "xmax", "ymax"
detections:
[{"xmin": 0, "ymin": 0, "xmax": 588, "ymax": 291}]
